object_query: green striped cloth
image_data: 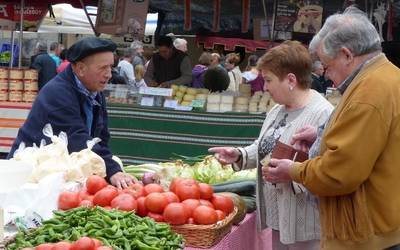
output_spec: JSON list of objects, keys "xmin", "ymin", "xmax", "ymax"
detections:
[{"xmin": 107, "ymin": 104, "xmax": 265, "ymax": 165}]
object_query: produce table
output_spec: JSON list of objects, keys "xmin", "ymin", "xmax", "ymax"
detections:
[
  {"xmin": 185, "ymin": 213, "xmax": 272, "ymax": 250},
  {"xmin": 0, "ymin": 102, "xmax": 32, "ymax": 153},
  {"xmin": 0, "ymin": 102, "xmax": 266, "ymax": 164},
  {"xmin": 107, "ymin": 104, "xmax": 265, "ymax": 165}
]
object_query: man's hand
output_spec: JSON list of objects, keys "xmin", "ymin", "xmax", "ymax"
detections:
[
  {"xmin": 290, "ymin": 125, "xmax": 318, "ymax": 153},
  {"xmin": 110, "ymin": 172, "xmax": 137, "ymax": 189},
  {"xmin": 262, "ymin": 159, "xmax": 294, "ymax": 183},
  {"xmin": 208, "ymin": 147, "xmax": 241, "ymax": 165}
]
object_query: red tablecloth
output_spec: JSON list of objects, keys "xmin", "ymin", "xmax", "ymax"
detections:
[{"xmin": 185, "ymin": 212, "xmax": 272, "ymax": 250}]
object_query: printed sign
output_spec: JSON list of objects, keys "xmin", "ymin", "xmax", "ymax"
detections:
[{"xmin": 96, "ymin": 0, "xmax": 149, "ymax": 39}]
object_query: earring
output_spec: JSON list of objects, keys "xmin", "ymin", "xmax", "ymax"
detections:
[{"xmin": 289, "ymin": 86, "xmax": 294, "ymax": 91}]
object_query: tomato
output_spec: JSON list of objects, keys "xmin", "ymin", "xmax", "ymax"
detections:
[
  {"xmin": 169, "ymin": 178, "xmax": 198, "ymax": 193},
  {"xmin": 52, "ymin": 241, "xmax": 72, "ymax": 250},
  {"xmin": 181, "ymin": 199, "xmax": 200, "ymax": 217},
  {"xmin": 78, "ymin": 187, "xmax": 91, "ymax": 200},
  {"xmin": 92, "ymin": 238, "xmax": 102, "ymax": 248},
  {"xmin": 79, "ymin": 200, "xmax": 93, "ymax": 208},
  {"xmin": 187, "ymin": 218, "xmax": 194, "ymax": 224},
  {"xmin": 136, "ymin": 197, "xmax": 147, "ymax": 217},
  {"xmin": 169, "ymin": 178, "xmax": 184, "ymax": 193},
  {"xmin": 163, "ymin": 203, "xmax": 188, "ymax": 225},
  {"xmin": 122, "ymin": 184, "xmax": 144, "ymax": 199},
  {"xmin": 175, "ymin": 182, "xmax": 200, "ymax": 201},
  {"xmin": 86, "ymin": 175, "xmax": 108, "ymax": 195},
  {"xmin": 35, "ymin": 243, "xmax": 54, "ymax": 250},
  {"xmin": 110, "ymin": 194, "xmax": 137, "ymax": 211},
  {"xmin": 143, "ymin": 184, "xmax": 164, "ymax": 195},
  {"xmin": 58, "ymin": 192, "xmax": 81, "ymax": 210},
  {"xmin": 216, "ymin": 210, "xmax": 226, "ymax": 221},
  {"xmin": 145, "ymin": 193, "xmax": 168, "ymax": 213},
  {"xmin": 147, "ymin": 212, "xmax": 164, "ymax": 222},
  {"xmin": 71, "ymin": 237, "xmax": 94, "ymax": 250},
  {"xmin": 192, "ymin": 205, "xmax": 218, "ymax": 225},
  {"xmin": 163, "ymin": 192, "xmax": 180, "ymax": 203},
  {"xmin": 199, "ymin": 199, "xmax": 214, "ymax": 209},
  {"xmin": 93, "ymin": 188, "xmax": 118, "ymax": 207},
  {"xmin": 198, "ymin": 183, "xmax": 213, "ymax": 200},
  {"xmin": 211, "ymin": 195, "xmax": 234, "ymax": 215},
  {"xmin": 96, "ymin": 247, "xmax": 112, "ymax": 250}
]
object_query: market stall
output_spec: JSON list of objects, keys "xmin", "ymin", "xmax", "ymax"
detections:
[{"xmin": 107, "ymin": 104, "xmax": 265, "ymax": 165}]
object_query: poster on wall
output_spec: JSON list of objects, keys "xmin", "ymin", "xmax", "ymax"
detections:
[
  {"xmin": 96, "ymin": 0, "xmax": 149, "ymax": 39},
  {"xmin": 0, "ymin": 3, "xmax": 48, "ymax": 31},
  {"xmin": 274, "ymin": 0, "xmax": 323, "ymax": 34}
]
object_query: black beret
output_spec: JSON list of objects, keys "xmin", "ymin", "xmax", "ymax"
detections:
[
  {"xmin": 204, "ymin": 66, "xmax": 230, "ymax": 92},
  {"xmin": 67, "ymin": 37, "xmax": 117, "ymax": 63}
]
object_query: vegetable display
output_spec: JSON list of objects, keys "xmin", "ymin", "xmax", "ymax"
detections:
[{"xmin": 6, "ymin": 207, "xmax": 183, "ymax": 250}]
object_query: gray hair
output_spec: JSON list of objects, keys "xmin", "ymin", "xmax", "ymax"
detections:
[
  {"xmin": 312, "ymin": 60, "xmax": 323, "ymax": 71},
  {"xmin": 50, "ymin": 42, "xmax": 59, "ymax": 51},
  {"xmin": 36, "ymin": 41, "xmax": 47, "ymax": 52},
  {"xmin": 309, "ymin": 6, "xmax": 381, "ymax": 58},
  {"xmin": 173, "ymin": 38, "xmax": 187, "ymax": 48},
  {"xmin": 130, "ymin": 40, "xmax": 143, "ymax": 50},
  {"xmin": 123, "ymin": 48, "xmax": 134, "ymax": 58}
]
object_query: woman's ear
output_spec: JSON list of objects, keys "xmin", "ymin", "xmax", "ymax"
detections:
[{"xmin": 287, "ymin": 73, "xmax": 297, "ymax": 89}]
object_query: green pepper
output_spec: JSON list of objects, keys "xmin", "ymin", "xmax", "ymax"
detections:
[{"xmin": 135, "ymin": 239, "xmax": 159, "ymax": 250}]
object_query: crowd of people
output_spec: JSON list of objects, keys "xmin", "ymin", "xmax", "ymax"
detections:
[{"xmin": 30, "ymin": 35, "xmax": 333, "ymax": 97}]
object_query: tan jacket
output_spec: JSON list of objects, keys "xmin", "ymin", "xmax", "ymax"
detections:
[{"xmin": 290, "ymin": 54, "xmax": 400, "ymax": 249}]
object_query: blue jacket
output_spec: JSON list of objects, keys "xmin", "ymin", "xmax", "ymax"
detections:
[{"xmin": 8, "ymin": 65, "xmax": 122, "ymax": 181}]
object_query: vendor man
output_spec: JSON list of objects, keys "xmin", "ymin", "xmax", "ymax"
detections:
[
  {"xmin": 8, "ymin": 37, "xmax": 135, "ymax": 189},
  {"xmin": 144, "ymin": 36, "xmax": 192, "ymax": 87}
]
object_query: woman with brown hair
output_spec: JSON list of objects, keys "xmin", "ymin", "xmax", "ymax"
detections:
[
  {"xmin": 224, "ymin": 53, "xmax": 242, "ymax": 92},
  {"xmin": 210, "ymin": 41, "xmax": 334, "ymax": 249}
]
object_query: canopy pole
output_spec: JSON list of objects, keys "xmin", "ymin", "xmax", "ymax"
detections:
[
  {"xmin": 79, "ymin": 0, "xmax": 100, "ymax": 37},
  {"xmin": 271, "ymin": 0, "xmax": 277, "ymax": 41},
  {"xmin": 18, "ymin": 0, "xmax": 24, "ymax": 68},
  {"xmin": 9, "ymin": 31, "xmax": 15, "ymax": 68}
]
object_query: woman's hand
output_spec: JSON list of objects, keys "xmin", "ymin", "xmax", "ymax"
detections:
[
  {"xmin": 290, "ymin": 125, "xmax": 318, "ymax": 153},
  {"xmin": 208, "ymin": 147, "xmax": 241, "ymax": 165},
  {"xmin": 262, "ymin": 159, "xmax": 294, "ymax": 183}
]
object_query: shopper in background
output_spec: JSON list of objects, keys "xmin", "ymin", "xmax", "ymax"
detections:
[
  {"xmin": 30, "ymin": 41, "xmax": 57, "ymax": 90},
  {"xmin": 130, "ymin": 40, "xmax": 145, "ymax": 69},
  {"xmin": 10, "ymin": 37, "xmax": 135, "ymax": 188},
  {"xmin": 203, "ymin": 66, "xmax": 230, "ymax": 92},
  {"xmin": 117, "ymin": 48, "xmax": 135, "ymax": 86},
  {"xmin": 210, "ymin": 40, "xmax": 334, "ymax": 250},
  {"xmin": 144, "ymin": 36, "xmax": 192, "ymax": 87},
  {"xmin": 173, "ymin": 38, "xmax": 188, "ymax": 53},
  {"xmin": 192, "ymin": 52, "xmax": 212, "ymax": 88},
  {"xmin": 225, "ymin": 53, "xmax": 242, "ymax": 92},
  {"xmin": 265, "ymin": 7, "xmax": 400, "ymax": 250},
  {"xmin": 49, "ymin": 42, "xmax": 62, "ymax": 67},
  {"xmin": 242, "ymin": 55, "xmax": 264, "ymax": 95},
  {"xmin": 210, "ymin": 53, "xmax": 226, "ymax": 70},
  {"xmin": 310, "ymin": 60, "xmax": 325, "ymax": 94},
  {"xmin": 133, "ymin": 64, "xmax": 147, "ymax": 89},
  {"xmin": 57, "ymin": 49, "xmax": 70, "ymax": 73}
]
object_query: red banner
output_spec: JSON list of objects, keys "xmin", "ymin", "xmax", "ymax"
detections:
[
  {"xmin": 241, "ymin": 0, "xmax": 250, "ymax": 33},
  {"xmin": 0, "ymin": 3, "xmax": 47, "ymax": 31},
  {"xmin": 184, "ymin": 0, "xmax": 191, "ymax": 30},
  {"xmin": 212, "ymin": 0, "xmax": 221, "ymax": 32}
]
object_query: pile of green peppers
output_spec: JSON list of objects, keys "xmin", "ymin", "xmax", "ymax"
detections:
[{"xmin": 6, "ymin": 207, "xmax": 184, "ymax": 250}]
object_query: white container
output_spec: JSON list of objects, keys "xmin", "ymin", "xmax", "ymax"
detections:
[{"xmin": 0, "ymin": 160, "xmax": 33, "ymax": 192}]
